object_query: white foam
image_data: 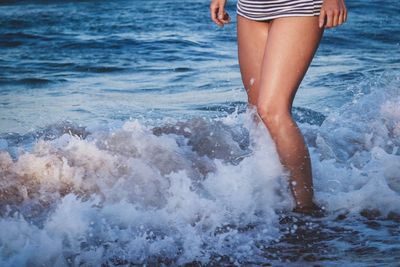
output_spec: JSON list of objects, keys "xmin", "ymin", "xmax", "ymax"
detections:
[
  {"xmin": 1, "ymin": 72, "xmax": 399, "ymax": 265},
  {"xmin": 308, "ymin": 72, "xmax": 400, "ymax": 214},
  {"xmin": 0, "ymin": 109, "xmax": 287, "ymax": 265}
]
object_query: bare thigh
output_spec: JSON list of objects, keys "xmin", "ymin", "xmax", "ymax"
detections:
[
  {"xmin": 236, "ymin": 15, "xmax": 271, "ymax": 106},
  {"xmin": 258, "ymin": 16, "xmax": 324, "ymax": 113}
]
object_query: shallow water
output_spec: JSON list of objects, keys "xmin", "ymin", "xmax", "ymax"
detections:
[{"xmin": 0, "ymin": 0, "xmax": 400, "ymax": 266}]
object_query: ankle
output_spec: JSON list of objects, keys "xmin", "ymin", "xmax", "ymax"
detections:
[{"xmin": 293, "ymin": 203, "xmax": 325, "ymax": 217}]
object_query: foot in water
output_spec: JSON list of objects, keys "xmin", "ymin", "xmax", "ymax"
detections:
[{"xmin": 293, "ymin": 203, "xmax": 326, "ymax": 217}]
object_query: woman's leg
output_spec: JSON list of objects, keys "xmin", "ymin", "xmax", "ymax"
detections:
[
  {"xmin": 236, "ymin": 15, "xmax": 271, "ymax": 107},
  {"xmin": 256, "ymin": 16, "xmax": 324, "ymax": 211}
]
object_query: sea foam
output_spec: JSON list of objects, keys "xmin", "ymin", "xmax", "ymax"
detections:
[{"xmin": 0, "ymin": 73, "xmax": 399, "ymax": 265}]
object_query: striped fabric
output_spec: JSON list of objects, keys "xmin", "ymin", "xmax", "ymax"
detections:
[{"xmin": 237, "ymin": 0, "xmax": 323, "ymax": 21}]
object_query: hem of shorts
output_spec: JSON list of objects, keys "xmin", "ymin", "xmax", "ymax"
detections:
[{"xmin": 236, "ymin": 11, "xmax": 321, "ymax": 21}]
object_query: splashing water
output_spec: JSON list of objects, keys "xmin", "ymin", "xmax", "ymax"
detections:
[
  {"xmin": 1, "ymin": 73, "xmax": 400, "ymax": 266},
  {"xmin": 0, "ymin": 109, "xmax": 288, "ymax": 266}
]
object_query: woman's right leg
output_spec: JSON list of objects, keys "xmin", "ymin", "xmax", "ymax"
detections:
[{"xmin": 237, "ymin": 15, "xmax": 271, "ymax": 107}]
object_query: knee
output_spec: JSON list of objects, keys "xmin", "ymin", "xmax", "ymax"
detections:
[{"xmin": 256, "ymin": 101, "xmax": 291, "ymax": 126}]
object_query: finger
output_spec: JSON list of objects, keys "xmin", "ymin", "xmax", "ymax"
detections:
[
  {"xmin": 333, "ymin": 9, "xmax": 339, "ymax": 27},
  {"xmin": 319, "ymin": 8, "xmax": 326, "ymax": 28},
  {"xmin": 338, "ymin": 9, "xmax": 344, "ymax": 25},
  {"xmin": 218, "ymin": 5, "xmax": 225, "ymax": 21},
  {"xmin": 325, "ymin": 11, "xmax": 333, "ymax": 28},
  {"xmin": 210, "ymin": 6, "xmax": 220, "ymax": 25},
  {"xmin": 343, "ymin": 8, "xmax": 348, "ymax": 23},
  {"xmin": 210, "ymin": 4, "xmax": 222, "ymax": 26},
  {"xmin": 220, "ymin": 12, "xmax": 231, "ymax": 24},
  {"xmin": 210, "ymin": 4, "xmax": 217, "ymax": 23}
]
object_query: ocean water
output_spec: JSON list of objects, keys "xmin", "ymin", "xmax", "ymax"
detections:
[{"xmin": 0, "ymin": 0, "xmax": 399, "ymax": 266}]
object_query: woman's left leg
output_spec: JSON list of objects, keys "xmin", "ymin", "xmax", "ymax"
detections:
[{"xmin": 256, "ymin": 16, "xmax": 324, "ymax": 211}]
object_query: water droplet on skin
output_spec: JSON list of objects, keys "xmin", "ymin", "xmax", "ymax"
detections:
[{"xmin": 250, "ymin": 78, "xmax": 255, "ymax": 86}]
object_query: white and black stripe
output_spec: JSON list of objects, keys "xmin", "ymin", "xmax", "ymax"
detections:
[{"xmin": 237, "ymin": 0, "xmax": 323, "ymax": 21}]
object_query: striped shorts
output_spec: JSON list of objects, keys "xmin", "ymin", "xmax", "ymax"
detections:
[{"xmin": 237, "ymin": 0, "xmax": 323, "ymax": 21}]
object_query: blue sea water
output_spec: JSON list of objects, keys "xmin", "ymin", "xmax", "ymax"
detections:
[{"xmin": 0, "ymin": 0, "xmax": 399, "ymax": 266}]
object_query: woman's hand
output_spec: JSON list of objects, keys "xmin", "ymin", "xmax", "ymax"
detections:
[
  {"xmin": 319, "ymin": 0, "xmax": 347, "ymax": 28},
  {"xmin": 210, "ymin": 0, "xmax": 231, "ymax": 27}
]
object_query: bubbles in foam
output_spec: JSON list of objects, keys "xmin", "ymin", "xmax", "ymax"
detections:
[{"xmin": 307, "ymin": 72, "xmax": 400, "ymax": 214}]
